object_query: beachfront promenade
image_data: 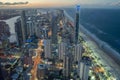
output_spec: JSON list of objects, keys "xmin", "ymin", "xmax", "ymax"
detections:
[{"xmin": 64, "ymin": 10, "xmax": 120, "ymax": 79}]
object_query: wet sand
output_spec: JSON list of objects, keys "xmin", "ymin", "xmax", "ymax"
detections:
[
  {"xmin": 80, "ymin": 29, "xmax": 120, "ymax": 79},
  {"xmin": 64, "ymin": 10, "xmax": 120, "ymax": 79}
]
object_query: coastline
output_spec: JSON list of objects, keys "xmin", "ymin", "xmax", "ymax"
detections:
[
  {"xmin": 64, "ymin": 10, "xmax": 120, "ymax": 78},
  {"xmin": 79, "ymin": 24, "xmax": 120, "ymax": 64}
]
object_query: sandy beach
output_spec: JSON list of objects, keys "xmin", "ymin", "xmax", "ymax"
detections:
[
  {"xmin": 64, "ymin": 10, "xmax": 120, "ymax": 79},
  {"xmin": 79, "ymin": 29, "xmax": 120, "ymax": 79}
]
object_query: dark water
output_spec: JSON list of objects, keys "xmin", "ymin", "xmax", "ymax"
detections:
[{"xmin": 65, "ymin": 8, "xmax": 120, "ymax": 53}]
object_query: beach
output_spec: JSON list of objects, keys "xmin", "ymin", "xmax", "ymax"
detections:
[{"xmin": 64, "ymin": 10, "xmax": 120, "ymax": 79}]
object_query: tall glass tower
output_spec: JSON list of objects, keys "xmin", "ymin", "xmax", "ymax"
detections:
[{"xmin": 75, "ymin": 5, "xmax": 80, "ymax": 44}]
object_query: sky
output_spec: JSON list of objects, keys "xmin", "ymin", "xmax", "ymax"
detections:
[{"xmin": 0, "ymin": 0, "xmax": 120, "ymax": 8}]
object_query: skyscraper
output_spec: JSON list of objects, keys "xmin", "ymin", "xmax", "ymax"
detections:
[
  {"xmin": 78, "ymin": 56, "xmax": 91, "ymax": 80},
  {"xmin": 44, "ymin": 39, "xmax": 52, "ymax": 59},
  {"xmin": 15, "ymin": 18, "xmax": 23, "ymax": 46},
  {"xmin": 26, "ymin": 20, "xmax": 34, "ymax": 36},
  {"xmin": 75, "ymin": 5, "xmax": 80, "ymax": 44},
  {"xmin": 43, "ymin": 26, "xmax": 49, "ymax": 39},
  {"xmin": 63, "ymin": 53, "xmax": 73, "ymax": 78},
  {"xmin": 74, "ymin": 43, "xmax": 84, "ymax": 63},
  {"xmin": 78, "ymin": 60, "xmax": 84, "ymax": 79},
  {"xmin": 51, "ymin": 11, "xmax": 58, "ymax": 44},
  {"xmin": 58, "ymin": 42, "xmax": 66, "ymax": 60},
  {"xmin": 21, "ymin": 10, "xmax": 27, "ymax": 42}
]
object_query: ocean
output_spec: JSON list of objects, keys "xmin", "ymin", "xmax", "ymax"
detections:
[{"xmin": 65, "ymin": 8, "xmax": 120, "ymax": 53}]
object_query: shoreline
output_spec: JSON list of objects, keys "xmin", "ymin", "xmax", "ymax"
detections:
[
  {"xmin": 64, "ymin": 10, "xmax": 120, "ymax": 64},
  {"xmin": 79, "ymin": 24, "xmax": 120, "ymax": 64},
  {"xmin": 64, "ymin": 10, "xmax": 120, "ymax": 78}
]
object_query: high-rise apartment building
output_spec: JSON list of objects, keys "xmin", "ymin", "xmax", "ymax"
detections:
[{"xmin": 44, "ymin": 39, "xmax": 52, "ymax": 59}]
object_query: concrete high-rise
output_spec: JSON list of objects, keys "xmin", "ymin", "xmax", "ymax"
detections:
[
  {"xmin": 75, "ymin": 5, "xmax": 80, "ymax": 44},
  {"xmin": 44, "ymin": 39, "xmax": 52, "ymax": 59},
  {"xmin": 63, "ymin": 53, "xmax": 73, "ymax": 78},
  {"xmin": 78, "ymin": 60, "xmax": 84, "ymax": 79},
  {"xmin": 74, "ymin": 43, "xmax": 84, "ymax": 63},
  {"xmin": 78, "ymin": 56, "xmax": 91, "ymax": 80},
  {"xmin": 26, "ymin": 20, "xmax": 34, "ymax": 36},
  {"xmin": 43, "ymin": 26, "xmax": 49, "ymax": 39},
  {"xmin": 58, "ymin": 42, "xmax": 66, "ymax": 60}
]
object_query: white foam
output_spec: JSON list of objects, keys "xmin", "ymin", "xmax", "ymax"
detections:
[{"xmin": 64, "ymin": 10, "xmax": 120, "ymax": 61}]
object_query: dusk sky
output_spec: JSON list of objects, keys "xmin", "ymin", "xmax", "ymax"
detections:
[{"xmin": 0, "ymin": 0, "xmax": 120, "ymax": 8}]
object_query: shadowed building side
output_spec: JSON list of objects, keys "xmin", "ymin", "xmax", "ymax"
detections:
[
  {"xmin": 44, "ymin": 39, "xmax": 52, "ymax": 59},
  {"xmin": 15, "ymin": 18, "xmax": 24, "ymax": 46},
  {"xmin": 58, "ymin": 42, "xmax": 67, "ymax": 60},
  {"xmin": 74, "ymin": 43, "xmax": 84, "ymax": 63},
  {"xmin": 21, "ymin": 10, "xmax": 27, "ymax": 43}
]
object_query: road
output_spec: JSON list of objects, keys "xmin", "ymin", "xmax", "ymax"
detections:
[{"xmin": 30, "ymin": 39, "xmax": 43, "ymax": 80}]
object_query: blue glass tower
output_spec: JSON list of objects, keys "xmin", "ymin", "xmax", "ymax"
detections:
[{"xmin": 75, "ymin": 5, "xmax": 80, "ymax": 44}]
